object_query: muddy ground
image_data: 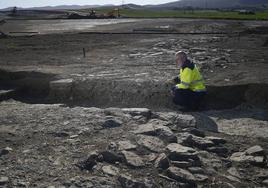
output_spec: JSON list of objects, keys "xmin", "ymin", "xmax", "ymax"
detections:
[{"xmin": 0, "ymin": 18, "xmax": 268, "ymax": 188}]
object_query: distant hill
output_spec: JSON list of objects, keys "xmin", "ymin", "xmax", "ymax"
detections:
[
  {"xmin": 0, "ymin": 5, "xmax": 111, "ymax": 11},
  {"xmin": 0, "ymin": 4, "xmax": 145, "ymax": 11},
  {"xmin": 26, "ymin": 5, "xmax": 104, "ymax": 10},
  {"xmin": 147, "ymin": 0, "xmax": 268, "ymax": 9},
  {"xmin": 1, "ymin": 0, "xmax": 267, "ymax": 11},
  {"xmin": 240, "ymin": 0, "xmax": 268, "ymax": 4}
]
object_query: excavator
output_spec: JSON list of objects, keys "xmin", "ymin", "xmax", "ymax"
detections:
[
  {"xmin": 67, "ymin": 8, "xmax": 120, "ymax": 19},
  {"xmin": 106, "ymin": 8, "xmax": 120, "ymax": 18}
]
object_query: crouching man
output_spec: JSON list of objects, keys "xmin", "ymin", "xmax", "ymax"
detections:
[{"xmin": 171, "ymin": 51, "xmax": 207, "ymax": 111}]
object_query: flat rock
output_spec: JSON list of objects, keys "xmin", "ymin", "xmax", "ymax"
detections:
[
  {"xmin": 102, "ymin": 118, "xmax": 122, "ymax": 128},
  {"xmin": 230, "ymin": 152, "xmax": 266, "ymax": 166},
  {"xmin": 184, "ymin": 134, "xmax": 215, "ymax": 149},
  {"xmin": 108, "ymin": 142, "xmax": 117, "ymax": 150},
  {"xmin": 134, "ymin": 120, "xmax": 177, "ymax": 143},
  {"xmin": 262, "ymin": 179, "xmax": 268, "ymax": 186},
  {"xmin": 255, "ymin": 171, "xmax": 268, "ymax": 179},
  {"xmin": 0, "ymin": 147, "xmax": 12, "ymax": 156},
  {"xmin": 176, "ymin": 132, "xmax": 192, "ymax": 144},
  {"xmin": 206, "ymin": 136, "xmax": 226, "ymax": 145},
  {"xmin": 144, "ymin": 153, "xmax": 157, "ymax": 162},
  {"xmin": 0, "ymin": 176, "xmax": 9, "ymax": 185},
  {"xmin": 166, "ymin": 143, "xmax": 199, "ymax": 161},
  {"xmin": 171, "ymin": 161, "xmax": 192, "ymax": 168},
  {"xmin": 230, "ymin": 152, "xmax": 250, "ymax": 162},
  {"xmin": 250, "ymin": 156, "xmax": 266, "ymax": 166},
  {"xmin": 118, "ymin": 174, "xmax": 157, "ymax": 188},
  {"xmin": 121, "ymin": 151, "xmax": 145, "ymax": 167},
  {"xmin": 152, "ymin": 112, "xmax": 177, "ymax": 122},
  {"xmin": 137, "ymin": 135, "xmax": 165, "ymax": 152},
  {"xmin": 174, "ymin": 114, "xmax": 196, "ymax": 129},
  {"xmin": 118, "ymin": 141, "xmax": 137, "ymax": 151},
  {"xmin": 185, "ymin": 128, "xmax": 205, "ymax": 137},
  {"xmin": 224, "ymin": 175, "xmax": 241, "ymax": 183},
  {"xmin": 166, "ymin": 167, "xmax": 196, "ymax": 184},
  {"xmin": 100, "ymin": 150, "xmax": 122, "ymax": 164},
  {"xmin": 53, "ymin": 131, "xmax": 70, "ymax": 137},
  {"xmin": 245, "ymin": 145, "xmax": 265, "ymax": 156},
  {"xmin": 76, "ymin": 151, "xmax": 99, "ymax": 170},
  {"xmin": 227, "ymin": 167, "xmax": 241, "ymax": 179},
  {"xmin": 102, "ymin": 165, "xmax": 120, "ymax": 176},
  {"xmin": 188, "ymin": 167, "xmax": 205, "ymax": 174},
  {"xmin": 206, "ymin": 146, "xmax": 229, "ymax": 157},
  {"xmin": 122, "ymin": 108, "xmax": 151, "ymax": 118},
  {"xmin": 154, "ymin": 153, "xmax": 169, "ymax": 170},
  {"xmin": 194, "ymin": 174, "xmax": 209, "ymax": 182}
]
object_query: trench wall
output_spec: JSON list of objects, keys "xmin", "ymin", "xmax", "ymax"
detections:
[{"xmin": 1, "ymin": 69, "xmax": 268, "ymax": 110}]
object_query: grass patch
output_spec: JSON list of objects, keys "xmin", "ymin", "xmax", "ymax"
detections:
[{"xmin": 94, "ymin": 8, "xmax": 268, "ymax": 20}]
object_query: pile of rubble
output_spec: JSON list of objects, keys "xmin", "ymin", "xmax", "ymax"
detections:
[
  {"xmin": 0, "ymin": 102, "xmax": 267, "ymax": 188},
  {"xmin": 71, "ymin": 109, "xmax": 266, "ymax": 188}
]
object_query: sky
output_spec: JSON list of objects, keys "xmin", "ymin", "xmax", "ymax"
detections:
[{"xmin": 0, "ymin": 0, "xmax": 176, "ymax": 9}]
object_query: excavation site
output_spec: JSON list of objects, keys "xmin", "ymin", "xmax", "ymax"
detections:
[{"xmin": 0, "ymin": 18, "xmax": 268, "ymax": 188}]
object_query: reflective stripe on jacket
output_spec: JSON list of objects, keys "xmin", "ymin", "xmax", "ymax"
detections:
[{"xmin": 176, "ymin": 60, "xmax": 206, "ymax": 92}]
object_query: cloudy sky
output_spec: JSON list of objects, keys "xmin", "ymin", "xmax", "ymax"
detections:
[{"xmin": 0, "ymin": 0, "xmax": 176, "ymax": 9}]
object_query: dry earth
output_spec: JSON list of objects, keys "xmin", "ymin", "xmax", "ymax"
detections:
[{"xmin": 0, "ymin": 18, "xmax": 268, "ymax": 188}]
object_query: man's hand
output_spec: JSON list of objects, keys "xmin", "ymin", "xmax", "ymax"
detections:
[
  {"xmin": 170, "ymin": 85, "xmax": 178, "ymax": 97},
  {"xmin": 170, "ymin": 89, "xmax": 175, "ymax": 97}
]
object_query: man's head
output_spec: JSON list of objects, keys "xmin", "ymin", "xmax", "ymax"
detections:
[{"xmin": 175, "ymin": 51, "xmax": 187, "ymax": 68}]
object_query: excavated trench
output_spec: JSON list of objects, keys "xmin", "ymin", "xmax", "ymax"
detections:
[
  {"xmin": 0, "ymin": 69, "xmax": 55, "ymax": 102},
  {"xmin": 1, "ymin": 69, "xmax": 268, "ymax": 110}
]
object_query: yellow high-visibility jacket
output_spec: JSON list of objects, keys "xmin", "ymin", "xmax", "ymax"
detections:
[{"xmin": 176, "ymin": 61, "xmax": 206, "ymax": 92}]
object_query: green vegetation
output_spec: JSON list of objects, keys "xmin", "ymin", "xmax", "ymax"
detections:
[{"xmin": 95, "ymin": 8, "xmax": 268, "ymax": 20}]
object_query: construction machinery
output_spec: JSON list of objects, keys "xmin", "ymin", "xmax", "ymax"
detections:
[{"xmin": 67, "ymin": 9, "xmax": 120, "ymax": 19}]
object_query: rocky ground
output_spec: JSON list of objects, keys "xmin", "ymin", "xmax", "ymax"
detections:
[
  {"xmin": 0, "ymin": 101, "xmax": 267, "ymax": 188},
  {"xmin": 0, "ymin": 18, "xmax": 268, "ymax": 187}
]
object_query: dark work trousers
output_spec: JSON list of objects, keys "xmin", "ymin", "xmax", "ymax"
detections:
[{"xmin": 173, "ymin": 89, "xmax": 206, "ymax": 110}]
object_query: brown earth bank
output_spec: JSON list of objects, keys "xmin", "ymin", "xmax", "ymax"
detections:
[{"xmin": 0, "ymin": 19, "xmax": 268, "ymax": 188}]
